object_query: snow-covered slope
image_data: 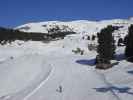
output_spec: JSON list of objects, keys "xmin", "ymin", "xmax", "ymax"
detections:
[
  {"xmin": 16, "ymin": 19, "xmax": 133, "ymax": 36},
  {"xmin": 0, "ymin": 18, "xmax": 133, "ymax": 100},
  {"xmin": 0, "ymin": 40, "xmax": 133, "ymax": 100}
]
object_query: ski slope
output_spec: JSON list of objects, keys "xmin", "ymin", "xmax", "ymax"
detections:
[
  {"xmin": 0, "ymin": 40, "xmax": 133, "ymax": 100},
  {"xmin": 0, "ymin": 18, "xmax": 133, "ymax": 100}
]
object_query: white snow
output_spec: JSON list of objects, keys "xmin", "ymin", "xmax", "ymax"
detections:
[
  {"xmin": 16, "ymin": 19, "xmax": 133, "ymax": 36},
  {"xmin": 0, "ymin": 18, "xmax": 133, "ymax": 100}
]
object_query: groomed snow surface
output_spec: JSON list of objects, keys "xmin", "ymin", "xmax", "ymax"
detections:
[
  {"xmin": 1, "ymin": 19, "xmax": 133, "ymax": 100},
  {"xmin": 0, "ymin": 38, "xmax": 133, "ymax": 100}
]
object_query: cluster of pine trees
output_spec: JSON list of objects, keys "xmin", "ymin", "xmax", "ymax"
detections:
[
  {"xmin": 96, "ymin": 24, "xmax": 133, "ymax": 69},
  {"xmin": 96, "ymin": 25, "xmax": 116, "ymax": 69},
  {"xmin": 0, "ymin": 27, "xmax": 75, "ymax": 44}
]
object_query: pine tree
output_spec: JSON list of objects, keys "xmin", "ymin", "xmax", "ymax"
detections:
[
  {"xmin": 125, "ymin": 24, "xmax": 133, "ymax": 62},
  {"xmin": 92, "ymin": 35, "xmax": 96, "ymax": 41},
  {"xmin": 96, "ymin": 25, "xmax": 116, "ymax": 69},
  {"xmin": 124, "ymin": 35, "xmax": 128, "ymax": 45},
  {"xmin": 117, "ymin": 38, "xmax": 123, "ymax": 46}
]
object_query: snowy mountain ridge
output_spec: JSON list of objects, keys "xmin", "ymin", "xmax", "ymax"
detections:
[{"xmin": 16, "ymin": 18, "xmax": 133, "ymax": 36}]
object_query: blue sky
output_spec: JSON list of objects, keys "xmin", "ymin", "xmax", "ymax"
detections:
[{"xmin": 0, "ymin": 0, "xmax": 133, "ymax": 27}]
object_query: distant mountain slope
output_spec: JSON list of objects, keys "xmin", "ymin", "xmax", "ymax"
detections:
[{"xmin": 16, "ymin": 19, "xmax": 133, "ymax": 36}]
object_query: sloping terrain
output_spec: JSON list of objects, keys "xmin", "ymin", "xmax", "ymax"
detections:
[
  {"xmin": 0, "ymin": 19, "xmax": 133, "ymax": 100},
  {"xmin": 16, "ymin": 19, "xmax": 133, "ymax": 36}
]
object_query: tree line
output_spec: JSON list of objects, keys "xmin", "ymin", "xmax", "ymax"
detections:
[{"xmin": 0, "ymin": 27, "xmax": 75, "ymax": 44}]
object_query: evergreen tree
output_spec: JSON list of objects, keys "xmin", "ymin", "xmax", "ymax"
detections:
[
  {"xmin": 124, "ymin": 35, "xmax": 128, "ymax": 45},
  {"xmin": 92, "ymin": 35, "xmax": 96, "ymax": 41},
  {"xmin": 125, "ymin": 24, "xmax": 133, "ymax": 62},
  {"xmin": 96, "ymin": 25, "xmax": 116, "ymax": 69},
  {"xmin": 87, "ymin": 35, "xmax": 90, "ymax": 40},
  {"xmin": 117, "ymin": 38, "xmax": 123, "ymax": 46}
]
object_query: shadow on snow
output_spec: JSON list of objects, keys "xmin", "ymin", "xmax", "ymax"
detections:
[
  {"xmin": 75, "ymin": 53, "xmax": 125, "ymax": 66},
  {"xmin": 93, "ymin": 86, "xmax": 133, "ymax": 95},
  {"xmin": 114, "ymin": 53, "xmax": 126, "ymax": 61},
  {"xmin": 76, "ymin": 59, "xmax": 96, "ymax": 66},
  {"xmin": 127, "ymin": 70, "xmax": 133, "ymax": 75}
]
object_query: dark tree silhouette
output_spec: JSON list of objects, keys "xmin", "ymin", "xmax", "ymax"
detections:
[
  {"xmin": 117, "ymin": 38, "xmax": 124, "ymax": 46},
  {"xmin": 92, "ymin": 35, "xmax": 96, "ymax": 41},
  {"xmin": 124, "ymin": 35, "xmax": 128, "ymax": 45},
  {"xmin": 96, "ymin": 25, "xmax": 116, "ymax": 69},
  {"xmin": 0, "ymin": 27, "xmax": 76, "ymax": 45},
  {"xmin": 125, "ymin": 24, "xmax": 133, "ymax": 62},
  {"xmin": 87, "ymin": 35, "xmax": 90, "ymax": 40}
]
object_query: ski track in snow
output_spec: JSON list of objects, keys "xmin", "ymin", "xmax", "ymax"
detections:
[
  {"xmin": 0, "ymin": 53, "xmax": 133, "ymax": 100},
  {"xmin": 0, "ymin": 55, "xmax": 53, "ymax": 100},
  {"xmin": 23, "ymin": 66, "xmax": 55, "ymax": 100}
]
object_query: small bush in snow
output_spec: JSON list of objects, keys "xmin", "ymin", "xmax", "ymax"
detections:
[
  {"xmin": 56, "ymin": 85, "xmax": 63, "ymax": 93},
  {"xmin": 72, "ymin": 48, "xmax": 84, "ymax": 55}
]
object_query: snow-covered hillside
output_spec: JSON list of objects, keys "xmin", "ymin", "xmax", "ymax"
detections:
[
  {"xmin": 0, "ymin": 18, "xmax": 133, "ymax": 100},
  {"xmin": 16, "ymin": 19, "xmax": 133, "ymax": 36}
]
